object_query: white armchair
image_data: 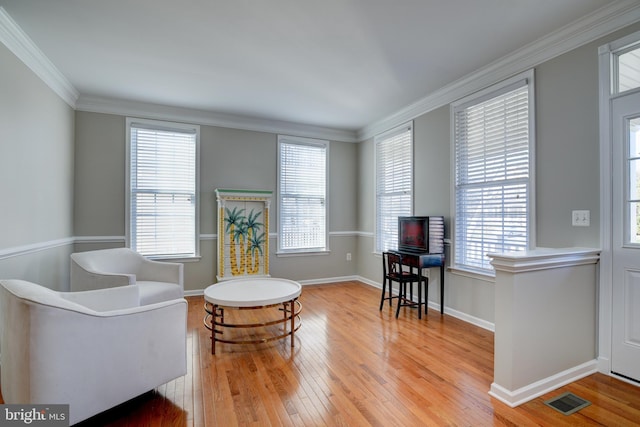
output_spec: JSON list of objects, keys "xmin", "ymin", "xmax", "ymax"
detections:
[
  {"xmin": 70, "ymin": 248, "xmax": 184, "ymax": 305},
  {"xmin": 0, "ymin": 279, "xmax": 187, "ymax": 425}
]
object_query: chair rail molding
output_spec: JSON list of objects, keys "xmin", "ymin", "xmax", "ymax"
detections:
[{"xmin": 0, "ymin": 237, "xmax": 75, "ymax": 260}]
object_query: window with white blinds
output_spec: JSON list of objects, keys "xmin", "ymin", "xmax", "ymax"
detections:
[
  {"xmin": 453, "ymin": 72, "xmax": 534, "ymax": 274},
  {"xmin": 375, "ymin": 122, "xmax": 413, "ymax": 253},
  {"xmin": 127, "ymin": 118, "xmax": 199, "ymax": 258},
  {"xmin": 278, "ymin": 135, "xmax": 328, "ymax": 253}
]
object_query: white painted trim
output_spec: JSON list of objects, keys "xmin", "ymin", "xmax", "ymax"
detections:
[
  {"xmin": 356, "ymin": 276, "xmax": 379, "ymax": 289},
  {"xmin": 442, "ymin": 305, "xmax": 495, "ymax": 332},
  {"xmin": 0, "ymin": 234, "xmax": 233, "ymax": 260},
  {"xmin": 3, "ymin": 3, "xmax": 639, "ymax": 143},
  {"xmin": 598, "ymin": 38, "xmax": 615, "ymax": 376},
  {"xmin": 298, "ymin": 275, "xmax": 360, "ymax": 286},
  {"xmin": 358, "ymin": 0, "xmax": 640, "ymax": 140},
  {"xmin": 77, "ymin": 95, "xmax": 358, "ymax": 143},
  {"xmin": 448, "ymin": 267, "xmax": 495, "ymax": 283},
  {"xmin": 328, "ymin": 231, "xmax": 360, "ymax": 237},
  {"xmin": 0, "ymin": 237, "xmax": 75, "ymax": 260},
  {"xmin": 184, "ymin": 289, "xmax": 204, "ymax": 297},
  {"xmin": 489, "ymin": 247, "xmax": 601, "ymax": 273},
  {"xmin": 361, "ymin": 278, "xmax": 495, "ymax": 330},
  {"xmin": 73, "ymin": 236, "xmax": 126, "ymax": 244},
  {"xmin": 0, "ymin": 7, "xmax": 78, "ymax": 107},
  {"xmin": 598, "ymin": 356, "xmax": 611, "ymax": 374},
  {"xmin": 488, "ymin": 360, "xmax": 598, "ymax": 407},
  {"xmin": 0, "ymin": 1, "xmax": 354, "ymax": 143}
]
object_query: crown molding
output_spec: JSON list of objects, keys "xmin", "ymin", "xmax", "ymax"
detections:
[
  {"xmin": 3, "ymin": 2, "xmax": 639, "ymax": 142},
  {"xmin": 358, "ymin": 0, "xmax": 640, "ymax": 141},
  {"xmin": 76, "ymin": 94, "xmax": 358, "ymax": 143},
  {"xmin": 0, "ymin": 6, "xmax": 354, "ymax": 142},
  {"xmin": 0, "ymin": 7, "xmax": 78, "ymax": 108}
]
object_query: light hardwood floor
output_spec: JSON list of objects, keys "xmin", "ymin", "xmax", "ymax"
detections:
[{"xmin": 2, "ymin": 280, "xmax": 639, "ymax": 426}]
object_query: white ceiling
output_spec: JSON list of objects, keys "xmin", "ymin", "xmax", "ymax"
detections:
[{"xmin": 0, "ymin": 0, "xmax": 628, "ymax": 135}]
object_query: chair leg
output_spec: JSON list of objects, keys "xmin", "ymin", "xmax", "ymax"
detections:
[
  {"xmin": 395, "ymin": 282, "xmax": 404, "ymax": 318},
  {"xmin": 379, "ymin": 278, "xmax": 387, "ymax": 310}
]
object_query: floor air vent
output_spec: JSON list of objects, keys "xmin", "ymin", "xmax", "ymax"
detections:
[{"xmin": 544, "ymin": 392, "xmax": 591, "ymax": 415}]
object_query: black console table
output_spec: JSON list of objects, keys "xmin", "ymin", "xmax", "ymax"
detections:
[{"xmin": 390, "ymin": 250, "xmax": 445, "ymax": 314}]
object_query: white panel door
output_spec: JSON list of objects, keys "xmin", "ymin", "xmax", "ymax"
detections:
[{"xmin": 612, "ymin": 90, "xmax": 640, "ymax": 383}]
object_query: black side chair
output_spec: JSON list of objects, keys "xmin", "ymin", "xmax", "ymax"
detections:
[
  {"xmin": 380, "ymin": 251, "xmax": 428, "ymax": 319},
  {"xmin": 380, "ymin": 251, "xmax": 401, "ymax": 310}
]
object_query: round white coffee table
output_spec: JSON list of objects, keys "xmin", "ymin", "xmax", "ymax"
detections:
[{"xmin": 203, "ymin": 278, "xmax": 302, "ymax": 354}]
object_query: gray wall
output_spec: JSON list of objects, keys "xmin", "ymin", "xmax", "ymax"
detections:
[
  {"xmin": 0, "ymin": 43, "xmax": 75, "ymax": 290},
  {"xmin": 535, "ymin": 36, "xmax": 601, "ymax": 247},
  {"xmin": 357, "ymin": 22, "xmax": 640, "ymax": 326},
  {"xmin": 73, "ymin": 112, "xmax": 359, "ymax": 291},
  {"xmin": 3, "ymin": 18, "xmax": 640, "ymax": 325}
]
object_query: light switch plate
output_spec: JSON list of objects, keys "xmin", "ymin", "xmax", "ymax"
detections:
[{"xmin": 572, "ymin": 210, "xmax": 590, "ymax": 227}]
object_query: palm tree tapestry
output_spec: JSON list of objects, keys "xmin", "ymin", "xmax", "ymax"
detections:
[{"xmin": 215, "ymin": 189, "xmax": 272, "ymax": 281}]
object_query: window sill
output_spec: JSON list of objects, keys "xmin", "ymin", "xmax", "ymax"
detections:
[
  {"xmin": 448, "ymin": 266, "xmax": 495, "ymax": 283},
  {"xmin": 276, "ymin": 250, "xmax": 330, "ymax": 257},
  {"xmin": 149, "ymin": 255, "xmax": 202, "ymax": 263}
]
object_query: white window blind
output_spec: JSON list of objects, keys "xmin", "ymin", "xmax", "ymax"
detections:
[
  {"xmin": 128, "ymin": 119, "xmax": 199, "ymax": 258},
  {"xmin": 278, "ymin": 136, "xmax": 328, "ymax": 252},
  {"xmin": 454, "ymin": 78, "xmax": 531, "ymax": 273},
  {"xmin": 375, "ymin": 123, "xmax": 413, "ymax": 253}
]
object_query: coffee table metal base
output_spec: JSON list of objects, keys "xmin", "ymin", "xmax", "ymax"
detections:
[{"xmin": 204, "ymin": 299, "xmax": 302, "ymax": 354}]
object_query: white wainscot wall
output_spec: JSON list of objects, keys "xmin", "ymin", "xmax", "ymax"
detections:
[{"xmin": 487, "ymin": 247, "xmax": 601, "ymax": 407}]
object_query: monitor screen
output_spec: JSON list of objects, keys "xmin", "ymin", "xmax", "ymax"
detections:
[{"xmin": 398, "ymin": 217, "xmax": 428, "ymax": 252}]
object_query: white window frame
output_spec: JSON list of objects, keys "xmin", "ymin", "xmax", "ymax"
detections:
[
  {"xmin": 374, "ymin": 122, "xmax": 414, "ymax": 254},
  {"xmin": 450, "ymin": 70, "xmax": 536, "ymax": 276},
  {"xmin": 277, "ymin": 135, "xmax": 329, "ymax": 255},
  {"xmin": 126, "ymin": 117, "xmax": 200, "ymax": 260},
  {"xmin": 612, "ymin": 37, "xmax": 640, "ymax": 95}
]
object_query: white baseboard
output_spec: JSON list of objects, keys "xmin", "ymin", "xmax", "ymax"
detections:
[
  {"xmin": 361, "ymin": 277, "xmax": 495, "ymax": 331},
  {"xmin": 354, "ymin": 276, "xmax": 380, "ymax": 289},
  {"xmin": 298, "ymin": 275, "xmax": 361, "ymax": 286},
  {"xmin": 440, "ymin": 305, "xmax": 495, "ymax": 332},
  {"xmin": 488, "ymin": 359, "xmax": 598, "ymax": 407},
  {"xmin": 597, "ymin": 356, "xmax": 610, "ymax": 374}
]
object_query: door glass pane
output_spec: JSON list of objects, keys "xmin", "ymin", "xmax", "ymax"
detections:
[
  {"xmin": 630, "ymin": 159, "xmax": 640, "ymax": 200},
  {"xmin": 628, "ymin": 117, "xmax": 640, "ymax": 244},
  {"xmin": 618, "ymin": 47, "xmax": 640, "ymax": 94},
  {"xmin": 631, "ymin": 117, "xmax": 640, "ymax": 157},
  {"xmin": 630, "ymin": 202, "xmax": 640, "ymax": 244}
]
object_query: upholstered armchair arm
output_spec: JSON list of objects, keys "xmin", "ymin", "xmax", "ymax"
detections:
[
  {"xmin": 70, "ymin": 258, "xmax": 134, "ymax": 291},
  {"xmin": 60, "ymin": 285, "xmax": 140, "ymax": 311},
  {"xmin": 137, "ymin": 257, "xmax": 184, "ymax": 287},
  {"xmin": 18, "ymin": 297, "xmax": 187, "ymax": 424}
]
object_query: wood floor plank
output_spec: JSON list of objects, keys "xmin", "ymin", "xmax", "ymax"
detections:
[{"xmin": 2, "ymin": 280, "xmax": 639, "ymax": 426}]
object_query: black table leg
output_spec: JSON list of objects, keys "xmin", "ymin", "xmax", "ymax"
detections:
[{"xmin": 440, "ymin": 265, "xmax": 445, "ymax": 314}]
